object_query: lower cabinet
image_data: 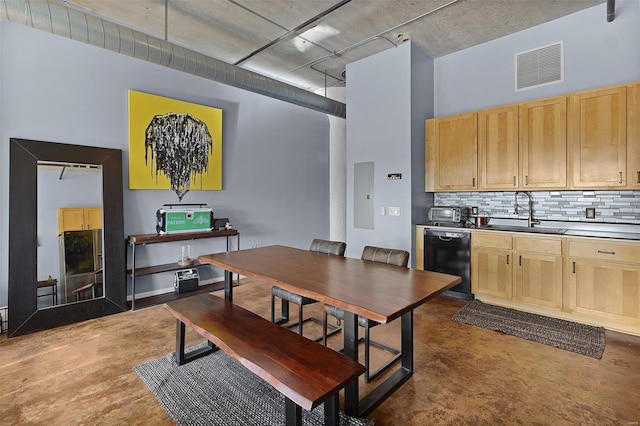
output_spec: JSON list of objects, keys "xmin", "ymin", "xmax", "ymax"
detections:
[
  {"xmin": 471, "ymin": 232, "xmax": 640, "ymax": 335},
  {"xmin": 472, "ymin": 232, "xmax": 563, "ymax": 310},
  {"xmin": 567, "ymin": 238, "xmax": 640, "ymax": 330}
]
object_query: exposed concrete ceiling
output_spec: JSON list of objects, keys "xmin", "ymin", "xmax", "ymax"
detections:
[{"xmin": 62, "ymin": 0, "xmax": 605, "ymax": 94}]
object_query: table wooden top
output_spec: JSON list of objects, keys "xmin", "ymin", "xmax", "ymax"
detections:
[
  {"xmin": 164, "ymin": 293, "xmax": 366, "ymax": 410},
  {"xmin": 199, "ymin": 245, "xmax": 461, "ymax": 324}
]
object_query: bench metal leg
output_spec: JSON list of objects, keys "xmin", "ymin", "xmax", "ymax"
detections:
[
  {"xmin": 323, "ymin": 394, "xmax": 339, "ymax": 426},
  {"xmin": 284, "ymin": 397, "xmax": 302, "ymax": 426},
  {"xmin": 174, "ymin": 319, "xmax": 218, "ymax": 366}
]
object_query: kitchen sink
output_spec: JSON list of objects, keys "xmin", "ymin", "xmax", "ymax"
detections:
[{"xmin": 480, "ymin": 225, "xmax": 567, "ymax": 235}]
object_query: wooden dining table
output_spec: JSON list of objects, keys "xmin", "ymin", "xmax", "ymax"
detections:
[{"xmin": 198, "ymin": 245, "xmax": 461, "ymax": 417}]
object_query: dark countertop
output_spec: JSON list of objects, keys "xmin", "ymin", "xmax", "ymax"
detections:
[{"xmin": 417, "ymin": 221, "xmax": 640, "ymax": 241}]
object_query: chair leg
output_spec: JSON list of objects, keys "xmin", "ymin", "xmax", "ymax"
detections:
[
  {"xmin": 271, "ymin": 294, "xmax": 290, "ymax": 325},
  {"xmin": 298, "ymin": 303, "xmax": 304, "ymax": 335},
  {"xmin": 323, "ymin": 312, "xmax": 328, "ymax": 346}
]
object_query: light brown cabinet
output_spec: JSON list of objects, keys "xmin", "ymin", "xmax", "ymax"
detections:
[
  {"xmin": 425, "ymin": 112, "xmax": 478, "ymax": 191},
  {"xmin": 57, "ymin": 207, "xmax": 102, "ymax": 234},
  {"xmin": 628, "ymin": 82, "xmax": 640, "ymax": 188},
  {"xmin": 569, "ymin": 85, "xmax": 627, "ymax": 188},
  {"xmin": 567, "ymin": 238, "xmax": 640, "ymax": 330},
  {"xmin": 519, "ymin": 96, "xmax": 568, "ymax": 189},
  {"xmin": 512, "ymin": 236, "xmax": 563, "ymax": 309},
  {"xmin": 478, "ymin": 105, "xmax": 519, "ymax": 190},
  {"xmin": 472, "ymin": 231, "xmax": 563, "ymax": 310}
]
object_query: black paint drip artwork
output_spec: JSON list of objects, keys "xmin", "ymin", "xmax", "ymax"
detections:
[{"xmin": 144, "ymin": 113, "xmax": 213, "ymax": 201}]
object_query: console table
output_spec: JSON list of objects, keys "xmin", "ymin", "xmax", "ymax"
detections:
[{"xmin": 127, "ymin": 229, "xmax": 240, "ymax": 310}]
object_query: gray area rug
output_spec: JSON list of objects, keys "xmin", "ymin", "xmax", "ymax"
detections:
[
  {"xmin": 452, "ymin": 300, "xmax": 606, "ymax": 359},
  {"xmin": 135, "ymin": 347, "xmax": 375, "ymax": 425}
]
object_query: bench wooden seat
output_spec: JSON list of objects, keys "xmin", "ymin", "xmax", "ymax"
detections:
[{"xmin": 164, "ymin": 293, "xmax": 366, "ymax": 426}]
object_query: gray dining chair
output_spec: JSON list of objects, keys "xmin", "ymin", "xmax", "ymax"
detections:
[
  {"xmin": 322, "ymin": 245, "xmax": 410, "ymax": 383},
  {"xmin": 271, "ymin": 239, "xmax": 346, "ymax": 339}
]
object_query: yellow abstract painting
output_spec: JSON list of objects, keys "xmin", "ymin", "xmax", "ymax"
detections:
[{"xmin": 128, "ymin": 90, "xmax": 222, "ymax": 200}]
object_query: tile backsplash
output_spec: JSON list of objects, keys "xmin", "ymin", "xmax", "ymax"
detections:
[{"xmin": 435, "ymin": 190, "xmax": 640, "ymax": 224}]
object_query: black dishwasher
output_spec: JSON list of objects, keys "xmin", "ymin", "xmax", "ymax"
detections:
[{"xmin": 423, "ymin": 228, "xmax": 473, "ymax": 300}]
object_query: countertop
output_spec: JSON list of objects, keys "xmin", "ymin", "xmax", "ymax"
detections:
[{"xmin": 417, "ymin": 219, "xmax": 640, "ymax": 241}]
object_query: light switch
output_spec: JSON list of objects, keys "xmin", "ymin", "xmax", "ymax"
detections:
[
  {"xmin": 586, "ymin": 208, "xmax": 596, "ymax": 219},
  {"xmin": 388, "ymin": 207, "xmax": 400, "ymax": 216}
]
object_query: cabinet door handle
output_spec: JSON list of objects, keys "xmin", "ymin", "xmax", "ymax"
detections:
[
  {"xmin": 472, "ymin": 177, "xmax": 476, "ymax": 187},
  {"xmin": 597, "ymin": 250, "xmax": 616, "ymax": 255},
  {"xmin": 506, "ymin": 254, "xmax": 509, "ymax": 265},
  {"xmin": 513, "ymin": 176, "xmax": 516, "ymax": 186},
  {"xmin": 572, "ymin": 261, "xmax": 575, "ymax": 274},
  {"xmin": 637, "ymin": 171, "xmax": 639, "ymax": 184},
  {"xmin": 518, "ymin": 255, "xmax": 522, "ymax": 266},
  {"xmin": 619, "ymin": 171, "xmax": 623, "ymax": 184},
  {"xmin": 525, "ymin": 175, "xmax": 529, "ymax": 186}
]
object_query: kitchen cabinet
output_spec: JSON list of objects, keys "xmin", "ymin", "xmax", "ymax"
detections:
[
  {"xmin": 425, "ymin": 112, "xmax": 478, "ymax": 191},
  {"xmin": 569, "ymin": 85, "xmax": 627, "ymax": 188},
  {"xmin": 519, "ymin": 96, "xmax": 567, "ymax": 189},
  {"xmin": 57, "ymin": 207, "xmax": 102, "ymax": 234},
  {"xmin": 472, "ymin": 232, "xmax": 513, "ymax": 299},
  {"xmin": 567, "ymin": 238, "xmax": 640, "ymax": 331},
  {"xmin": 478, "ymin": 105, "xmax": 519, "ymax": 190},
  {"xmin": 628, "ymin": 82, "xmax": 640, "ymax": 188},
  {"xmin": 512, "ymin": 236, "xmax": 563, "ymax": 309},
  {"xmin": 472, "ymin": 232, "xmax": 563, "ymax": 310}
]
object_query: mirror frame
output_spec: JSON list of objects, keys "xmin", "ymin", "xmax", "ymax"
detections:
[{"xmin": 8, "ymin": 138, "xmax": 126, "ymax": 337}]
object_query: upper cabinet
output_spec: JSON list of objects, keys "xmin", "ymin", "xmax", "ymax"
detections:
[
  {"xmin": 569, "ymin": 85, "xmax": 627, "ymax": 188},
  {"xmin": 519, "ymin": 96, "xmax": 567, "ymax": 189},
  {"xmin": 426, "ymin": 81, "xmax": 638, "ymax": 192},
  {"xmin": 478, "ymin": 105, "xmax": 519, "ymax": 190},
  {"xmin": 425, "ymin": 112, "xmax": 478, "ymax": 191},
  {"xmin": 58, "ymin": 207, "xmax": 102, "ymax": 234},
  {"xmin": 628, "ymin": 82, "xmax": 640, "ymax": 189}
]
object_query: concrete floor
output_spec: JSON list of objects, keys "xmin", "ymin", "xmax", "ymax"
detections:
[{"xmin": 1, "ymin": 278, "xmax": 639, "ymax": 425}]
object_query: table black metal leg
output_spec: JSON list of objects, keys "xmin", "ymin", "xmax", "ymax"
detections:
[
  {"xmin": 224, "ymin": 270, "xmax": 233, "ymax": 302},
  {"xmin": 343, "ymin": 311, "xmax": 359, "ymax": 417},
  {"xmin": 284, "ymin": 397, "xmax": 302, "ymax": 426}
]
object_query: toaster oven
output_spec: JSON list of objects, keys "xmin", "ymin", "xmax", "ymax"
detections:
[{"xmin": 428, "ymin": 206, "xmax": 462, "ymax": 223}]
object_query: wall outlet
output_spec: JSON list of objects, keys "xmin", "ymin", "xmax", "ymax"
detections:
[
  {"xmin": 388, "ymin": 207, "xmax": 400, "ymax": 216},
  {"xmin": 586, "ymin": 207, "xmax": 596, "ymax": 219}
]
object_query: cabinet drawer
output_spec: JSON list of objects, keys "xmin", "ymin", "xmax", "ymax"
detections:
[
  {"xmin": 473, "ymin": 232, "xmax": 512, "ymax": 249},
  {"xmin": 514, "ymin": 237, "xmax": 562, "ymax": 255},
  {"xmin": 568, "ymin": 239, "xmax": 640, "ymax": 264}
]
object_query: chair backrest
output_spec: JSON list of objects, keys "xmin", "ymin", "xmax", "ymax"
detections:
[
  {"xmin": 361, "ymin": 246, "xmax": 409, "ymax": 267},
  {"xmin": 309, "ymin": 239, "xmax": 346, "ymax": 256}
]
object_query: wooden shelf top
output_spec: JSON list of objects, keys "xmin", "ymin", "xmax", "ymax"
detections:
[{"xmin": 128, "ymin": 229, "xmax": 239, "ymax": 245}]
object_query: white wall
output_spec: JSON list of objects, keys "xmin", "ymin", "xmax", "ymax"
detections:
[
  {"xmin": 346, "ymin": 42, "xmax": 433, "ymax": 261},
  {"xmin": 434, "ymin": 1, "xmax": 640, "ymax": 116},
  {"xmin": 0, "ymin": 21, "xmax": 331, "ymax": 305}
]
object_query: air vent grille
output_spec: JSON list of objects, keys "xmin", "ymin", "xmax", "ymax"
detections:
[{"xmin": 515, "ymin": 42, "xmax": 563, "ymax": 91}]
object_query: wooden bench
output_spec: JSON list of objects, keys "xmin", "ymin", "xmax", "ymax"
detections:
[{"xmin": 164, "ymin": 293, "xmax": 366, "ymax": 426}]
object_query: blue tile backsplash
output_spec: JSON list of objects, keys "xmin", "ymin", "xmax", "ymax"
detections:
[{"xmin": 434, "ymin": 190, "xmax": 640, "ymax": 224}]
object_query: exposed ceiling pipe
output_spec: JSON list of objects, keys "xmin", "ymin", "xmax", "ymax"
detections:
[
  {"xmin": 277, "ymin": 0, "xmax": 459, "ymax": 81},
  {"xmin": 232, "ymin": 0, "xmax": 353, "ymax": 66},
  {"xmin": 607, "ymin": 0, "xmax": 615, "ymax": 22},
  {"xmin": 0, "ymin": 0, "xmax": 347, "ymax": 118}
]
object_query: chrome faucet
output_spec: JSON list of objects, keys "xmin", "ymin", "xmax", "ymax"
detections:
[{"xmin": 514, "ymin": 191, "xmax": 539, "ymax": 227}]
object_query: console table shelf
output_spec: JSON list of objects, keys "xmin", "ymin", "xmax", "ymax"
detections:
[{"xmin": 127, "ymin": 229, "xmax": 240, "ymax": 310}]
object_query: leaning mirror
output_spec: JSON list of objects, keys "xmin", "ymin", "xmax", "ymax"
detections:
[
  {"xmin": 37, "ymin": 161, "xmax": 104, "ymax": 308},
  {"xmin": 8, "ymin": 138, "xmax": 126, "ymax": 337}
]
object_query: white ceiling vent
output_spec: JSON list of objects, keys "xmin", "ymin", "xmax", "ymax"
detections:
[{"xmin": 515, "ymin": 42, "xmax": 563, "ymax": 91}]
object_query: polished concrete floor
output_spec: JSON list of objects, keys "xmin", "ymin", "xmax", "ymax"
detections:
[{"xmin": 1, "ymin": 278, "xmax": 639, "ymax": 425}]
